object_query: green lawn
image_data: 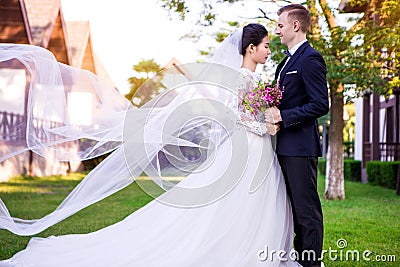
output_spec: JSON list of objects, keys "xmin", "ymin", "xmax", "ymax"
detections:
[
  {"xmin": 318, "ymin": 178, "xmax": 399, "ymax": 266},
  {"xmin": 0, "ymin": 172, "xmax": 399, "ymax": 266}
]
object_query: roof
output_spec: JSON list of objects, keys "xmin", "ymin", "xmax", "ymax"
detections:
[
  {"xmin": 0, "ymin": 0, "xmax": 32, "ymax": 44},
  {"xmin": 25, "ymin": 0, "xmax": 70, "ymax": 63},
  {"xmin": 65, "ymin": 21, "xmax": 93, "ymax": 70},
  {"xmin": 0, "ymin": 0, "xmax": 116, "ymax": 88}
]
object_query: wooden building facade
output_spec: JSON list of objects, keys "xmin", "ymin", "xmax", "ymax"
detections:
[
  {"xmin": 340, "ymin": 0, "xmax": 400, "ymax": 183},
  {"xmin": 0, "ymin": 0, "xmax": 113, "ymax": 181}
]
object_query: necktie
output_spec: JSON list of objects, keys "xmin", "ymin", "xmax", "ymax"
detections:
[{"xmin": 283, "ymin": 50, "xmax": 291, "ymax": 57}]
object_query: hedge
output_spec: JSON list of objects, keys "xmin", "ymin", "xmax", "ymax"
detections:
[
  {"xmin": 344, "ymin": 159, "xmax": 362, "ymax": 182},
  {"xmin": 318, "ymin": 158, "xmax": 361, "ymax": 182},
  {"xmin": 318, "ymin": 158, "xmax": 326, "ymax": 176},
  {"xmin": 318, "ymin": 159, "xmax": 400, "ymax": 190},
  {"xmin": 81, "ymin": 152, "xmax": 112, "ymax": 171},
  {"xmin": 366, "ymin": 161, "xmax": 400, "ymax": 190}
]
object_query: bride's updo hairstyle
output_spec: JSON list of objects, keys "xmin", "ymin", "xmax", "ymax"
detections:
[{"xmin": 241, "ymin": 23, "xmax": 269, "ymax": 56}]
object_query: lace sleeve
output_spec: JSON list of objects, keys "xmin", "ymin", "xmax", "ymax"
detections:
[
  {"xmin": 236, "ymin": 71, "xmax": 267, "ymax": 136},
  {"xmin": 237, "ymin": 107, "xmax": 267, "ymax": 136}
]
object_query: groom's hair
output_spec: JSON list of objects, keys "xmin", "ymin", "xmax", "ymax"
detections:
[{"xmin": 278, "ymin": 4, "xmax": 311, "ymax": 33}]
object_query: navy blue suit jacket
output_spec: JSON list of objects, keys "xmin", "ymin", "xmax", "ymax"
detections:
[{"xmin": 275, "ymin": 41, "xmax": 329, "ymax": 157}]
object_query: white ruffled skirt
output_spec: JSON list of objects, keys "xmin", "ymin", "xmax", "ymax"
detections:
[{"xmin": 1, "ymin": 132, "xmax": 296, "ymax": 267}]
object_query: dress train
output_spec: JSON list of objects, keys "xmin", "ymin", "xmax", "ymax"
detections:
[{"xmin": 1, "ymin": 131, "xmax": 296, "ymax": 266}]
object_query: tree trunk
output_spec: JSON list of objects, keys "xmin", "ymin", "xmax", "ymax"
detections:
[
  {"xmin": 318, "ymin": 0, "xmax": 337, "ymax": 28},
  {"xmin": 308, "ymin": 0, "xmax": 321, "ymax": 39},
  {"xmin": 324, "ymin": 83, "xmax": 345, "ymax": 200}
]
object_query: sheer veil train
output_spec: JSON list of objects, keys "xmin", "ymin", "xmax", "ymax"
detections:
[{"xmin": 0, "ymin": 26, "xmax": 297, "ymax": 266}]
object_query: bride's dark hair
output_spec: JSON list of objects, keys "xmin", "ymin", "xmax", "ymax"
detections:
[{"xmin": 241, "ymin": 23, "xmax": 268, "ymax": 55}]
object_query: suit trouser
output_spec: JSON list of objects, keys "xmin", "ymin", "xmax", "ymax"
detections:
[{"xmin": 277, "ymin": 155, "xmax": 323, "ymax": 267}]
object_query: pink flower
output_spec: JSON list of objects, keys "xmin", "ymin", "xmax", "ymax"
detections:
[{"xmin": 242, "ymin": 80, "xmax": 283, "ymax": 115}]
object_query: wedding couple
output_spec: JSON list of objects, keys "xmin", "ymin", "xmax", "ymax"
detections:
[{"xmin": 0, "ymin": 4, "xmax": 328, "ymax": 267}]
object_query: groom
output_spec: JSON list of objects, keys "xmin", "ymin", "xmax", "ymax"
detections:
[{"xmin": 265, "ymin": 4, "xmax": 329, "ymax": 267}]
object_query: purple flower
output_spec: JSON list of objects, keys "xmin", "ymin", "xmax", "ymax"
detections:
[{"xmin": 241, "ymin": 79, "xmax": 283, "ymax": 115}]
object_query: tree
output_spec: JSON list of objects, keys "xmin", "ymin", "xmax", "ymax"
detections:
[
  {"xmin": 160, "ymin": 0, "xmax": 237, "ymax": 26},
  {"xmin": 132, "ymin": 59, "xmax": 161, "ymax": 79},
  {"xmin": 125, "ymin": 59, "xmax": 161, "ymax": 101},
  {"xmin": 159, "ymin": 0, "xmax": 400, "ymax": 200},
  {"xmin": 314, "ymin": 0, "xmax": 399, "ymax": 199}
]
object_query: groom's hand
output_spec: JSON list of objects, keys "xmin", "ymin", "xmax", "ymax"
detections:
[
  {"xmin": 266, "ymin": 122, "xmax": 280, "ymax": 136},
  {"xmin": 264, "ymin": 107, "xmax": 282, "ymax": 124}
]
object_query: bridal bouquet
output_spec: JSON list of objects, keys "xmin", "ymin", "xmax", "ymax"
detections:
[{"xmin": 241, "ymin": 80, "xmax": 283, "ymax": 115}]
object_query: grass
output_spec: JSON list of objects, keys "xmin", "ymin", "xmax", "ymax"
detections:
[
  {"xmin": 0, "ymin": 173, "xmax": 154, "ymax": 260},
  {"xmin": 0, "ymin": 172, "xmax": 399, "ymax": 266},
  {"xmin": 318, "ymin": 177, "xmax": 400, "ymax": 266}
]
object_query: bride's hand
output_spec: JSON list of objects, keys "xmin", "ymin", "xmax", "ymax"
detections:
[
  {"xmin": 266, "ymin": 122, "xmax": 280, "ymax": 136},
  {"xmin": 264, "ymin": 107, "xmax": 282, "ymax": 124}
]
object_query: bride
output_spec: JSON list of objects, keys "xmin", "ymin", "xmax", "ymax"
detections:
[{"xmin": 0, "ymin": 23, "xmax": 298, "ymax": 266}]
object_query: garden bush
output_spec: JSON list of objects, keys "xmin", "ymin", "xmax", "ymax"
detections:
[
  {"xmin": 318, "ymin": 158, "xmax": 361, "ymax": 182},
  {"xmin": 344, "ymin": 159, "xmax": 361, "ymax": 182},
  {"xmin": 366, "ymin": 161, "xmax": 400, "ymax": 190}
]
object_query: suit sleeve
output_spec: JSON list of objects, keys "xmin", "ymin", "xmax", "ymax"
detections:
[{"xmin": 280, "ymin": 53, "xmax": 329, "ymax": 128}]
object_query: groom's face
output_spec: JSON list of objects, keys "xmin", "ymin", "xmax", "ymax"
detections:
[{"xmin": 275, "ymin": 11, "xmax": 295, "ymax": 47}]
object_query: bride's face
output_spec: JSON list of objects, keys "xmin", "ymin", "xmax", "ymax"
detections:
[{"xmin": 252, "ymin": 36, "xmax": 271, "ymax": 64}]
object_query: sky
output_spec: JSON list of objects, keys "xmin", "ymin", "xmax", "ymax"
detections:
[
  {"xmin": 60, "ymin": 0, "xmax": 357, "ymax": 95},
  {"xmin": 61, "ymin": 0, "xmax": 203, "ymax": 94},
  {"xmin": 60, "ymin": 0, "xmax": 289, "ymax": 94}
]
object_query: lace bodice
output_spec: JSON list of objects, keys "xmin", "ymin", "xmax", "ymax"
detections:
[{"xmin": 236, "ymin": 68, "xmax": 267, "ymax": 136}]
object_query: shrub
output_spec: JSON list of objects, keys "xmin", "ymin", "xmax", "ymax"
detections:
[
  {"xmin": 81, "ymin": 152, "xmax": 112, "ymax": 171},
  {"xmin": 318, "ymin": 158, "xmax": 326, "ymax": 176},
  {"xmin": 366, "ymin": 161, "xmax": 400, "ymax": 189},
  {"xmin": 344, "ymin": 159, "xmax": 362, "ymax": 182},
  {"xmin": 318, "ymin": 159, "xmax": 361, "ymax": 182}
]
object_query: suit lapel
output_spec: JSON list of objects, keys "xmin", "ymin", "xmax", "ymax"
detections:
[
  {"xmin": 275, "ymin": 57, "xmax": 289, "ymax": 80},
  {"xmin": 279, "ymin": 41, "xmax": 310, "ymax": 84}
]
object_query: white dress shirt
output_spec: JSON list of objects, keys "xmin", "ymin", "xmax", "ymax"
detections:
[{"xmin": 277, "ymin": 39, "xmax": 308, "ymax": 82}]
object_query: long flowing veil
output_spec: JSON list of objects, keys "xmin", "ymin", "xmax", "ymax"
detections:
[{"xmin": 0, "ymin": 28, "xmax": 274, "ymax": 236}]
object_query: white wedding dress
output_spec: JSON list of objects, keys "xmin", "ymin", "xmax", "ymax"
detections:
[
  {"xmin": 0, "ymin": 28, "xmax": 297, "ymax": 266},
  {"xmin": 0, "ymin": 66, "xmax": 296, "ymax": 267}
]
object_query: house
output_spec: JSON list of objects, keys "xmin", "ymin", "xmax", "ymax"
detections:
[
  {"xmin": 0, "ymin": 0, "xmax": 114, "ymax": 181},
  {"xmin": 339, "ymin": 0, "xmax": 400, "ymax": 182}
]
